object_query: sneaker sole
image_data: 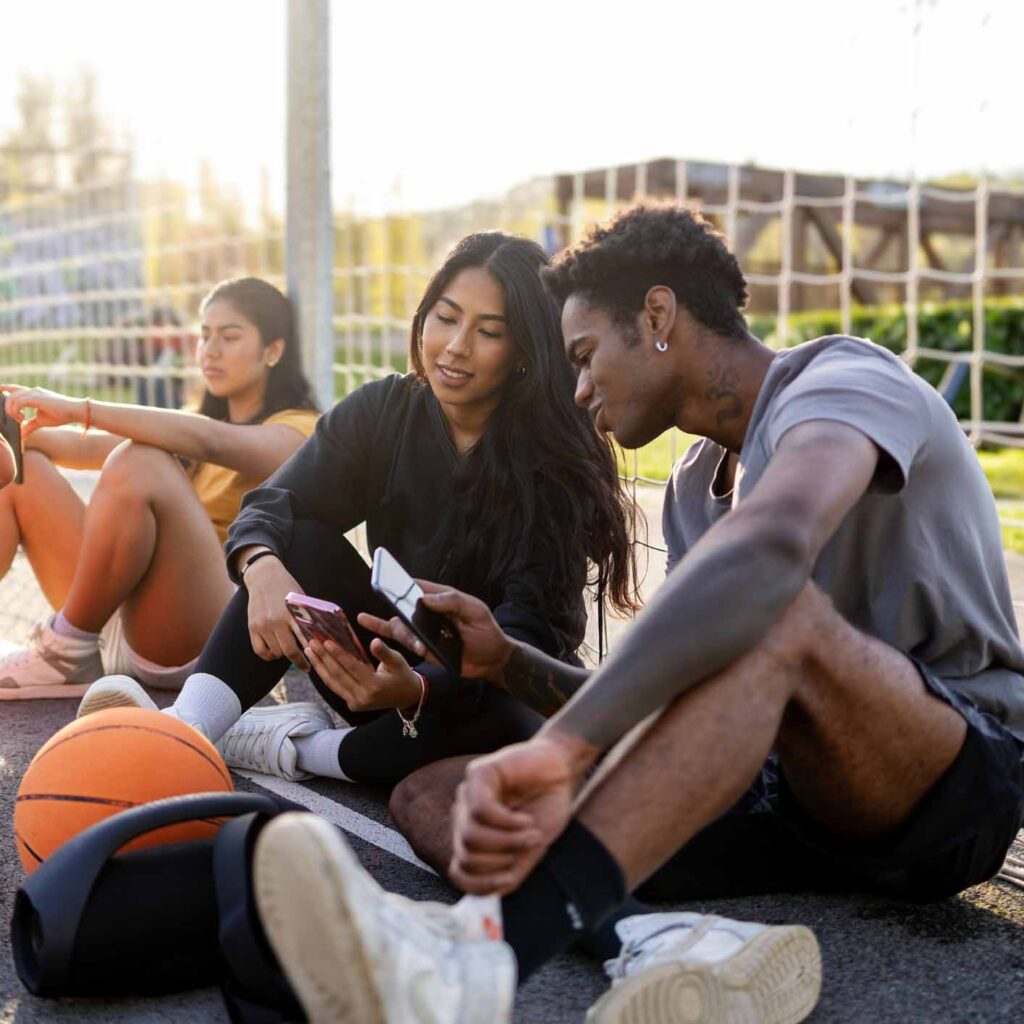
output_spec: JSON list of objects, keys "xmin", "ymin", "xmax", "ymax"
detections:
[
  {"xmin": 0, "ymin": 683, "xmax": 91, "ymax": 701},
  {"xmin": 254, "ymin": 814, "xmax": 387, "ymax": 1024},
  {"xmin": 586, "ymin": 925, "xmax": 821, "ymax": 1024},
  {"xmin": 77, "ymin": 678, "xmax": 156, "ymax": 718}
]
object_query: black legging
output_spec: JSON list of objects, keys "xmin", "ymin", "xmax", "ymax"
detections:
[{"xmin": 197, "ymin": 519, "xmax": 543, "ymax": 788}]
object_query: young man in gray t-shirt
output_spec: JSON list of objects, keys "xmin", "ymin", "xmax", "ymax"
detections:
[{"xmin": 245, "ymin": 205, "xmax": 1024, "ymax": 1024}]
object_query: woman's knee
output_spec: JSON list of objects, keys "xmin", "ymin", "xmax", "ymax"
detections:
[{"xmin": 98, "ymin": 441, "xmax": 179, "ymax": 497}]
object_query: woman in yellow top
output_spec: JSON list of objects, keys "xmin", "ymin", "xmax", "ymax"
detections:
[{"xmin": 0, "ymin": 277, "xmax": 319, "ymax": 698}]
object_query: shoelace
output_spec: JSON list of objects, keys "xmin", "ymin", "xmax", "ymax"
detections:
[
  {"xmin": 220, "ymin": 722, "xmax": 276, "ymax": 769},
  {"xmin": 609, "ymin": 917, "xmax": 723, "ymax": 980}
]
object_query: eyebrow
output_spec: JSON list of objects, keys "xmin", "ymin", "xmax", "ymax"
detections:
[
  {"xmin": 203, "ymin": 323, "xmax": 246, "ymax": 331},
  {"xmin": 438, "ymin": 295, "xmax": 506, "ymax": 323}
]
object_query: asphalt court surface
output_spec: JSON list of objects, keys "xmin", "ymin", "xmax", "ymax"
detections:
[{"xmin": 1, "ymin": 482, "xmax": 1023, "ymax": 1022}]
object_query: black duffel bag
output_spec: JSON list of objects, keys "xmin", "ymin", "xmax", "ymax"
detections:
[{"xmin": 11, "ymin": 791, "xmax": 307, "ymax": 1022}]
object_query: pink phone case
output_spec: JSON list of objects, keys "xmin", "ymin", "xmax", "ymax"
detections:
[{"xmin": 285, "ymin": 592, "xmax": 370, "ymax": 664}]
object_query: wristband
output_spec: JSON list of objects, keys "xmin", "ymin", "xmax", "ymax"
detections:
[
  {"xmin": 80, "ymin": 397, "xmax": 91, "ymax": 439},
  {"xmin": 240, "ymin": 549, "xmax": 277, "ymax": 580},
  {"xmin": 397, "ymin": 672, "xmax": 428, "ymax": 739}
]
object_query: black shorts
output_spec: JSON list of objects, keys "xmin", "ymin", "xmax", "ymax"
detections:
[{"xmin": 638, "ymin": 661, "xmax": 1024, "ymax": 904}]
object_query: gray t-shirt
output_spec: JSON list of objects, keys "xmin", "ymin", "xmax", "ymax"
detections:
[{"xmin": 663, "ymin": 334, "xmax": 1024, "ymax": 741}]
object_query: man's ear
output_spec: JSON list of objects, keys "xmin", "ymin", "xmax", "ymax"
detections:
[{"xmin": 642, "ymin": 286, "xmax": 678, "ymax": 345}]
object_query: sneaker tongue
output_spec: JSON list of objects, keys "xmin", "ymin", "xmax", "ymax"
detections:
[{"xmin": 451, "ymin": 894, "xmax": 504, "ymax": 942}]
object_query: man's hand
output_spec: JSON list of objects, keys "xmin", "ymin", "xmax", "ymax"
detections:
[
  {"xmin": 449, "ymin": 731, "xmax": 598, "ymax": 895},
  {"xmin": 358, "ymin": 580, "xmax": 514, "ymax": 683},
  {"xmin": 305, "ymin": 636, "xmax": 422, "ymax": 712}
]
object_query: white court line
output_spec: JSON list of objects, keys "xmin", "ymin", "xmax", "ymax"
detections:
[{"xmin": 235, "ymin": 770, "xmax": 436, "ymax": 874}]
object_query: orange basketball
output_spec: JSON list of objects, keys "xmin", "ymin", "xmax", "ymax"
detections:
[{"xmin": 14, "ymin": 707, "xmax": 233, "ymax": 874}]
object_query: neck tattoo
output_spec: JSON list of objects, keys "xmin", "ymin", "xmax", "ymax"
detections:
[{"xmin": 705, "ymin": 362, "xmax": 744, "ymax": 425}]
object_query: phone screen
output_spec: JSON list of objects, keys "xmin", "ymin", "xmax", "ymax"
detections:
[
  {"xmin": 371, "ymin": 548, "xmax": 462, "ymax": 674},
  {"xmin": 372, "ymin": 551, "xmax": 424, "ymax": 623}
]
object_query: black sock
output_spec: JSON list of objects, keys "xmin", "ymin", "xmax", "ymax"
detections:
[
  {"xmin": 574, "ymin": 896, "xmax": 648, "ymax": 962},
  {"xmin": 501, "ymin": 820, "xmax": 627, "ymax": 983}
]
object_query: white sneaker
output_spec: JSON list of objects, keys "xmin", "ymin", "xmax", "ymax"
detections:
[
  {"xmin": 217, "ymin": 702, "xmax": 333, "ymax": 781},
  {"xmin": 0, "ymin": 616, "xmax": 104, "ymax": 700},
  {"xmin": 586, "ymin": 912, "xmax": 821, "ymax": 1024},
  {"xmin": 254, "ymin": 812, "xmax": 516, "ymax": 1024},
  {"xmin": 77, "ymin": 674, "xmax": 159, "ymax": 717},
  {"xmin": 77, "ymin": 674, "xmax": 211, "ymax": 740}
]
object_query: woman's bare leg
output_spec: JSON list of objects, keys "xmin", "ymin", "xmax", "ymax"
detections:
[
  {"xmin": 62, "ymin": 442, "xmax": 234, "ymax": 667},
  {"xmin": 0, "ymin": 450, "xmax": 85, "ymax": 608}
]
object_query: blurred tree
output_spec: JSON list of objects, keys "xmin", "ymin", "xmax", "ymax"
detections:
[
  {"xmin": 65, "ymin": 67, "xmax": 113, "ymax": 186},
  {"xmin": 1, "ymin": 74, "xmax": 58, "ymax": 198}
]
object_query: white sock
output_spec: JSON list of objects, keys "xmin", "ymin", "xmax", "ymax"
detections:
[
  {"xmin": 165, "ymin": 672, "xmax": 242, "ymax": 742},
  {"xmin": 52, "ymin": 610, "xmax": 99, "ymax": 643},
  {"xmin": 453, "ymin": 894, "xmax": 505, "ymax": 941},
  {"xmin": 294, "ymin": 726, "xmax": 355, "ymax": 781}
]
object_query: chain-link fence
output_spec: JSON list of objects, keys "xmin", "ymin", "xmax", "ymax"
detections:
[{"xmin": 2, "ymin": 156, "xmax": 1024, "ymax": 639}]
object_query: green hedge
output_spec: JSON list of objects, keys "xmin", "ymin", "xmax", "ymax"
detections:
[{"xmin": 747, "ymin": 297, "xmax": 1024, "ymax": 423}]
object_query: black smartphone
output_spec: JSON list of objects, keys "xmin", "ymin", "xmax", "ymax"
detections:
[
  {"xmin": 0, "ymin": 398, "xmax": 24, "ymax": 485},
  {"xmin": 370, "ymin": 547, "xmax": 462, "ymax": 675}
]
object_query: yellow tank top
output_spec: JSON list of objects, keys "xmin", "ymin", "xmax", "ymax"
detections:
[{"xmin": 190, "ymin": 408, "xmax": 319, "ymax": 544}]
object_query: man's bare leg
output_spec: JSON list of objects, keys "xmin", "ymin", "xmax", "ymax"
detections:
[
  {"xmin": 577, "ymin": 584, "xmax": 967, "ymax": 889},
  {"xmin": 390, "ymin": 757, "xmax": 472, "ymax": 874}
]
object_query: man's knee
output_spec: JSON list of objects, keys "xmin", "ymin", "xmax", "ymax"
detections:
[
  {"xmin": 389, "ymin": 772, "xmax": 437, "ymax": 841},
  {"xmin": 750, "ymin": 582, "xmax": 837, "ymax": 672},
  {"xmin": 389, "ymin": 762, "xmax": 459, "ymax": 836}
]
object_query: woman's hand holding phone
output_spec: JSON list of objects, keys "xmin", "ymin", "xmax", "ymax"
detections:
[
  {"xmin": 358, "ymin": 580, "xmax": 514, "ymax": 684},
  {"xmin": 305, "ymin": 635, "xmax": 422, "ymax": 712},
  {"xmin": 242, "ymin": 554, "xmax": 311, "ymax": 670}
]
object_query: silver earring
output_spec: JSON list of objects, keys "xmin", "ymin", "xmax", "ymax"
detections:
[
  {"xmin": 654, "ymin": 339, "xmax": 669, "ymax": 353},
  {"xmin": 516, "ymin": 365, "xmax": 527, "ymax": 376}
]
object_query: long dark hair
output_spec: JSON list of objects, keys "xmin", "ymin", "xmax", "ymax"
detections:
[
  {"xmin": 197, "ymin": 277, "xmax": 318, "ymax": 422},
  {"xmin": 410, "ymin": 232, "xmax": 640, "ymax": 657}
]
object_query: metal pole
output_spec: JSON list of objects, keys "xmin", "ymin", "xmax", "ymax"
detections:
[{"xmin": 287, "ymin": 0, "xmax": 334, "ymax": 409}]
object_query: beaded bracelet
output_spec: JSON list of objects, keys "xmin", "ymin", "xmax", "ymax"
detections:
[{"xmin": 397, "ymin": 672, "xmax": 428, "ymax": 739}]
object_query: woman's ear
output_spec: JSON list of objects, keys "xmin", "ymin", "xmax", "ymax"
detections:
[{"xmin": 265, "ymin": 339, "xmax": 286, "ymax": 369}]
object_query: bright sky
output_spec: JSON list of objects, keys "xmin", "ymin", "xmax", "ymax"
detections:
[{"xmin": 0, "ymin": 0, "xmax": 1018, "ymax": 214}]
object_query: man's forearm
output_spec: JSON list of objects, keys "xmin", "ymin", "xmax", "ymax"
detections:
[
  {"xmin": 543, "ymin": 518, "xmax": 812, "ymax": 753},
  {"xmin": 495, "ymin": 641, "xmax": 591, "ymax": 718}
]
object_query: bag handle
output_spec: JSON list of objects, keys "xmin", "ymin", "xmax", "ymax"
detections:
[{"xmin": 12, "ymin": 791, "xmax": 286, "ymax": 996}]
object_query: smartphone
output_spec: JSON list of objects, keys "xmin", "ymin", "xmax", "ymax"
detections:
[
  {"xmin": 370, "ymin": 547, "xmax": 462, "ymax": 675},
  {"xmin": 284, "ymin": 593, "xmax": 371, "ymax": 664}
]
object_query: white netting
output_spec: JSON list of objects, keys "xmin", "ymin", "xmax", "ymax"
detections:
[{"xmin": 1, "ymin": 155, "xmax": 1023, "ymax": 638}]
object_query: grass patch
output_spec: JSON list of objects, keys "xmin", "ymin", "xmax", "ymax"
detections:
[
  {"xmin": 619, "ymin": 431, "xmax": 1024, "ymax": 555},
  {"xmin": 978, "ymin": 449, "xmax": 1024, "ymax": 499}
]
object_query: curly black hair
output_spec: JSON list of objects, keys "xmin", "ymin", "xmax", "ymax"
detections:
[{"xmin": 542, "ymin": 202, "xmax": 749, "ymax": 336}]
